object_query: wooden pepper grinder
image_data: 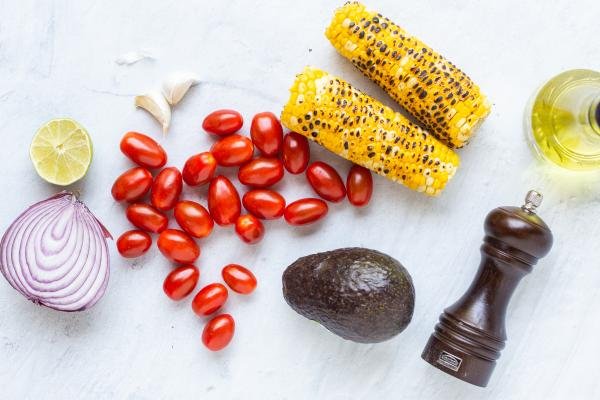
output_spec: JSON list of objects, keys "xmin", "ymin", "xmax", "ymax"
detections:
[{"xmin": 421, "ymin": 190, "xmax": 553, "ymax": 387}]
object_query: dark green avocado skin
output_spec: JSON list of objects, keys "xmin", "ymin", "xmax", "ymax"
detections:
[{"xmin": 282, "ymin": 248, "xmax": 415, "ymax": 343}]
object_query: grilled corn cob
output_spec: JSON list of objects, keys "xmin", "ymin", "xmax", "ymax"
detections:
[
  {"xmin": 326, "ymin": 2, "xmax": 491, "ymax": 148},
  {"xmin": 281, "ymin": 66, "xmax": 460, "ymax": 196}
]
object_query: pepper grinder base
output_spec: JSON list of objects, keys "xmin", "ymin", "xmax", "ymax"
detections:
[{"xmin": 421, "ymin": 333, "xmax": 496, "ymax": 387}]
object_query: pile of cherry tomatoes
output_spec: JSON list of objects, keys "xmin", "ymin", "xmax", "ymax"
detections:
[{"xmin": 112, "ymin": 109, "xmax": 373, "ymax": 351}]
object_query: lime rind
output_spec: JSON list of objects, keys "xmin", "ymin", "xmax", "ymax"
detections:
[{"xmin": 30, "ymin": 118, "xmax": 93, "ymax": 186}]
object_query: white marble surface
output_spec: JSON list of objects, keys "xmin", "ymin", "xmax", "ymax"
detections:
[{"xmin": 1, "ymin": 1, "xmax": 600, "ymax": 399}]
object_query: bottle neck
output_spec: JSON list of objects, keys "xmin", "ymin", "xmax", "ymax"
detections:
[{"xmin": 590, "ymin": 95, "xmax": 600, "ymax": 135}]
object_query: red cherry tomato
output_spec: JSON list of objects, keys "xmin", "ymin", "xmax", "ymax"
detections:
[
  {"xmin": 238, "ymin": 157, "xmax": 284, "ymax": 188},
  {"xmin": 163, "ymin": 265, "xmax": 200, "ymax": 301},
  {"xmin": 174, "ymin": 201, "xmax": 214, "ymax": 238},
  {"xmin": 192, "ymin": 283, "xmax": 228, "ymax": 316},
  {"xmin": 111, "ymin": 167, "xmax": 153, "ymax": 202},
  {"xmin": 202, "ymin": 314, "xmax": 235, "ymax": 351},
  {"xmin": 116, "ymin": 230, "xmax": 152, "ymax": 258},
  {"xmin": 306, "ymin": 162, "xmax": 346, "ymax": 202},
  {"xmin": 157, "ymin": 229, "xmax": 200, "ymax": 264},
  {"xmin": 242, "ymin": 190, "xmax": 286, "ymax": 220},
  {"xmin": 126, "ymin": 203, "xmax": 168, "ymax": 233},
  {"xmin": 202, "ymin": 109, "xmax": 243, "ymax": 136},
  {"xmin": 282, "ymin": 132, "xmax": 310, "ymax": 174},
  {"xmin": 151, "ymin": 167, "xmax": 182, "ymax": 211},
  {"xmin": 284, "ymin": 198, "xmax": 328, "ymax": 225},
  {"xmin": 347, "ymin": 165, "xmax": 373, "ymax": 207},
  {"xmin": 235, "ymin": 215, "xmax": 264, "ymax": 244},
  {"xmin": 208, "ymin": 176, "xmax": 241, "ymax": 226},
  {"xmin": 182, "ymin": 152, "xmax": 217, "ymax": 186},
  {"xmin": 221, "ymin": 264, "xmax": 257, "ymax": 294},
  {"xmin": 120, "ymin": 131, "xmax": 167, "ymax": 169},
  {"xmin": 210, "ymin": 134, "xmax": 254, "ymax": 166},
  {"xmin": 250, "ymin": 112, "xmax": 283, "ymax": 156}
]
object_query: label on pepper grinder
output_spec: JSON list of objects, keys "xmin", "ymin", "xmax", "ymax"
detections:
[{"xmin": 437, "ymin": 351, "xmax": 463, "ymax": 372}]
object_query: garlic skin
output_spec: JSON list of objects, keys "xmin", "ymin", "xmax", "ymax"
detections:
[
  {"xmin": 135, "ymin": 91, "xmax": 171, "ymax": 134},
  {"xmin": 115, "ymin": 51, "xmax": 153, "ymax": 66},
  {"xmin": 162, "ymin": 72, "xmax": 200, "ymax": 106}
]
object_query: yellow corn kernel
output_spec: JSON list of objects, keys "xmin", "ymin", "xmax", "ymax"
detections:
[
  {"xmin": 280, "ymin": 66, "xmax": 460, "ymax": 196},
  {"xmin": 326, "ymin": 2, "xmax": 491, "ymax": 148}
]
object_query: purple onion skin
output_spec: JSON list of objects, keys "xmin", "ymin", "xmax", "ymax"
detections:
[{"xmin": 0, "ymin": 192, "xmax": 111, "ymax": 312}]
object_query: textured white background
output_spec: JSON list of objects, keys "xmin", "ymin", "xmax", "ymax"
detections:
[{"xmin": 1, "ymin": 0, "xmax": 600, "ymax": 399}]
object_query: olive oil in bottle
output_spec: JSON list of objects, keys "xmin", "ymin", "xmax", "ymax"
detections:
[{"xmin": 526, "ymin": 69, "xmax": 600, "ymax": 170}]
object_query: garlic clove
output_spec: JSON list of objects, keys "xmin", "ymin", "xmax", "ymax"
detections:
[
  {"xmin": 135, "ymin": 91, "xmax": 171, "ymax": 134},
  {"xmin": 162, "ymin": 72, "xmax": 200, "ymax": 106}
]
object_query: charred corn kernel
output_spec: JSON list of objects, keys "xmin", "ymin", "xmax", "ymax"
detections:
[
  {"xmin": 281, "ymin": 66, "xmax": 460, "ymax": 196},
  {"xmin": 326, "ymin": 2, "xmax": 491, "ymax": 148}
]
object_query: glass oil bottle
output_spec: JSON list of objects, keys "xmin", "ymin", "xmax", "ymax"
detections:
[{"xmin": 526, "ymin": 69, "xmax": 600, "ymax": 170}]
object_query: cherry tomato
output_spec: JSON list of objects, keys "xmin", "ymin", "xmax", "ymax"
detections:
[
  {"xmin": 111, "ymin": 167, "xmax": 153, "ymax": 202},
  {"xmin": 306, "ymin": 162, "xmax": 346, "ymax": 202},
  {"xmin": 221, "ymin": 264, "xmax": 257, "ymax": 294},
  {"xmin": 163, "ymin": 265, "xmax": 200, "ymax": 301},
  {"xmin": 284, "ymin": 198, "xmax": 328, "ymax": 225},
  {"xmin": 192, "ymin": 283, "xmax": 228, "ymax": 316},
  {"xmin": 347, "ymin": 165, "xmax": 373, "ymax": 207},
  {"xmin": 202, "ymin": 109, "xmax": 243, "ymax": 136},
  {"xmin": 208, "ymin": 176, "xmax": 241, "ymax": 226},
  {"xmin": 151, "ymin": 167, "xmax": 182, "ymax": 211},
  {"xmin": 282, "ymin": 132, "xmax": 310, "ymax": 174},
  {"xmin": 238, "ymin": 157, "xmax": 284, "ymax": 188},
  {"xmin": 120, "ymin": 131, "xmax": 167, "ymax": 169},
  {"xmin": 116, "ymin": 230, "xmax": 151, "ymax": 258},
  {"xmin": 182, "ymin": 152, "xmax": 217, "ymax": 186},
  {"xmin": 202, "ymin": 314, "xmax": 235, "ymax": 351},
  {"xmin": 235, "ymin": 215, "xmax": 264, "ymax": 244},
  {"xmin": 210, "ymin": 134, "xmax": 254, "ymax": 166},
  {"xmin": 242, "ymin": 189, "xmax": 285, "ymax": 220},
  {"xmin": 174, "ymin": 201, "xmax": 214, "ymax": 238},
  {"xmin": 250, "ymin": 112, "xmax": 283, "ymax": 156},
  {"xmin": 157, "ymin": 229, "xmax": 200, "ymax": 264},
  {"xmin": 126, "ymin": 203, "xmax": 168, "ymax": 233}
]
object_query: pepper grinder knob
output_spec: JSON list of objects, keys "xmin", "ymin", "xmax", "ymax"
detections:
[
  {"xmin": 421, "ymin": 191, "xmax": 553, "ymax": 387},
  {"xmin": 522, "ymin": 190, "xmax": 543, "ymax": 213}
]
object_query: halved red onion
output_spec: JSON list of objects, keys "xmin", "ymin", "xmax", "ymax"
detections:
[{"xmin": 0, "ymin": 192, "xmax": 111, "ymax": 311}]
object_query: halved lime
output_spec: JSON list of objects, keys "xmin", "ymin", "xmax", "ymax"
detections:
[{"xmin": 30, "ymin": 118, "xmax": 93, "ymax": 186}]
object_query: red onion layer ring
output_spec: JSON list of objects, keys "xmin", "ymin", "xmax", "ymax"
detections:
[{"xmin": 0, "ymin": 192, "xmax": 111, "ymax": 311}]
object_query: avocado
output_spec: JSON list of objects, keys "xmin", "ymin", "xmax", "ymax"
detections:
[{"xmin": 282, "ymin": 248, "xmax": 415, "ymax": 343}]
